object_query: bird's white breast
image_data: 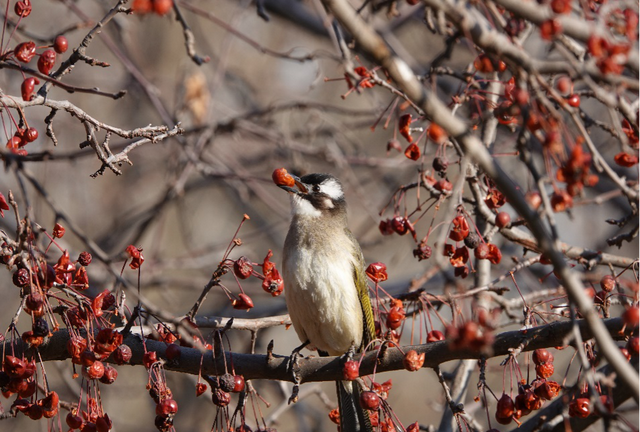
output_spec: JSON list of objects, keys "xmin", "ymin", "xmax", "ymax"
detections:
[{"xmin": 283, "ymin": 225, "xmax": 363, "ymax": 356}]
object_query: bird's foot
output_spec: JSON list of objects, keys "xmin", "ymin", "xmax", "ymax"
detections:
[{"xmin": 287, "ymin": 340, "xmax": 308, "ymax": 404}]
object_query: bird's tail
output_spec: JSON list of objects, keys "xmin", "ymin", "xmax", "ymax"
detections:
[{"xmin": 336, "ymin": 380, "xmax": 373, "ymax": 432}]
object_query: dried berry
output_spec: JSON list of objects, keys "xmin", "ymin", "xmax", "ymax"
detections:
[
  {"xmin": 599, "ymin": 274, "xmax": 616, "ymax": 292},
  {"xmin": 464, "ymin": 232, "xmax": 480, "ymax": 249},
  {"xmin": 233, "ymin": 256, "xmax": 253, "ymax": 279},
  {"xmin": 156, "ymin": 399, "xmax": 178, "ymax": 417},
  {"xmin": 343, "ymin": 360, "xmax": 359, "ymax": 380},
  {"xmin": 232, "ymin": 293, "xmax": 254, "ymax": 310},
  {"xmin": 14, "ymin": 41, "xmax": 36, "ymax": 62},
  {"xmin": 21, "ymin": 77, "xmax": 39, "ymax": 101},
  {"xmin": 386, "ymin": 306, "xmax": 405, "ymax": 330},
  {"xmin": 78, "ymin": 251, "xmax": 92, "ymax": 266},
  {"xmin": 432, "ymin": 157, "xmax": 448, "ymax": 172},
  {"xmin": 212, "ymin": 388, "xmax": 231, "ymax": 407},
  {"xmin": 113, "ymin": 344, "xmax": 132, "ymax": 365},
  {"xmin": 535, "ymin": 362, "xmax": 554, "ymax": 379},
  {"xmin": 99, "ymin": 364, "xmax": 118, "ymax": 384},
  {"xmin": 272, "ymin": 168, "xmax": 295, "ymax": 187},
  {"xmin": 413, "ymin": 241, "xmax": 432, "ymax": 261},
  {"xmin": 403, "ymin": 350, "xmax": 425, "ymax": 371},
  {"xmin": 37, "ymin": 49, "xmax": 56, "ymax": 75},
  {"xmin": 568, "ymin": 398, "xmax": 590, "ymax": 418},
  {"xmin": 219, "ymin": 373, "xmax": 236, "ymax": 392},
  {"xmin": 12, "ymin": 268, "xmax": 30, "ymax": 287},
  {"xmin": 404, "ymin": 143, "xmax": 421, "ymax": 161},
  {"xmin": 14, "ymin": 0, "xmax": 32, "ymax": 17},
  {"xmin": 366, "ymin": 262, "xmax": 388, "ymax": 282},
  {"xmin": 359, "ymin": 391, "xmax": 380, "ymax": 411}
]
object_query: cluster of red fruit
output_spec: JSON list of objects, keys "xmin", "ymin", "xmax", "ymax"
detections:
[
  {"xmin": 132, "ymin": 0, "xmax": 173, "ymax": 16},
  {"xmin": 6, "ymin": 0, "xmax": 69, "ymax": 154},
  {"xmin": 494, "ymin": 349, "xmax": 561, "ymax": 425},
  {"xmin": 226, "ymin": 250, "xmax": 284, "ymax": 312},
  {"xmin": 394, "ymin": 114, "xmax": 447, "ymax": 162},
  {"xmin": 329, "ymin": 379, "xmax": 396, "ymax": 429}
]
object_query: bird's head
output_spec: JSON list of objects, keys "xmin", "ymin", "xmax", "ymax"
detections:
[{"xmin": 277, "ymin": 172, "xmax": 346, "ymax": 218}]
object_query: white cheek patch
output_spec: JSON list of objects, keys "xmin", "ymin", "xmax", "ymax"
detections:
[
  {"xmin": 291, "ymin": 195, "xmax": 321, "ymax": 218},
  {"xmin": 320, "ymin": 179, "xmax": 344, "ymax": 201}
]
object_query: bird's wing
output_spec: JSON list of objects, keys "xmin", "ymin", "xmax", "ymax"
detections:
[{"xmin": 348, "ymin": 228, "xmax": 376, "ymax": 350}]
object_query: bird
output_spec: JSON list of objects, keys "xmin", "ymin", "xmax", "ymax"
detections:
[{"xmin": 277, "ymin": 172, "xmax": 376, "ymax": 432}]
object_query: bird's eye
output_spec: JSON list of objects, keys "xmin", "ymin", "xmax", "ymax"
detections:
[{"xmin": 312, "ymin": 185, "xmax": 321, "ymax": 193}]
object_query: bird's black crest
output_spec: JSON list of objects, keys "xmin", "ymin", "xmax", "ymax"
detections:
[{"xmin": 300, "ymin": 173, "xmax": 338, "ymax": 186}]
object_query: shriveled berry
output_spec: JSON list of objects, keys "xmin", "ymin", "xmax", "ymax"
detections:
[
  {"xmin": 366, "ymin": 262, "xmax": 388, "ymax": 282},
  {"xmin": 413, "ymin": 241, "xmax": 432, "ymax": 261},
  {"xmin": 568, "ymin": 398, "xmax": 590, "ymax": 418},
  {"xmin": 83, "ymin": 361, "xmax": 105, "ymax": 380},
  {"xmin": 99, "ymin": 364, "xmax": 117, "ymax": 384},
  {"xmin": 37, "ymin": 49, "xmax": 56, "ymax": 75},
  {"xmin": 233, "ymin": 256, "xmax": 253, "ymax": 279},
  {"xmin": 113, "ymin": 344, "xmax": 132, "ymax": 365},
  {"xmin": 535, "ymin": 362, "xmax": 554, "ymax": 379},
  {"xmin": 464, "ymin": 232, "xmax": 480, "ymax": 249},
  {"xmin": 32, "ymin": 317, "xmax": 49, "ymax": 337},
  {"xmin": 359, "ymin": 391, "xmax": 380, "ymax": 411},
  {"xmin": 12, "ymin": 268, "xmax": 30, "ymax": 287},
  {"xmin": 599, "ymin": 275, "xmax": 616, "ymax": 292},
  {"xmin": 66, "ymin": 412, "xmax": 83, "ymax": 429},
  {"xmin": 212, "ymin": 388, "xmax": 231, "ymax": 407},
  {"xmin": 196, "ymin": 382, "xmax": 207, "ymax": 396},
  {"xmin": 25, "ymin": 128, "xmax": 38, "ymax": 142},
  {"xmin": 403, "ymin": 350, "xmax": 425, "ymax": 371},
  {"xmin": 474, "ymin": 243, "xmax": 489, "ymax": 260},
  {"xmin": 156, "ymin": 399, "xmax": 178, "ymax": 417},
  {"xmin": 14, "ymin": 0, "xmax": 32, "ymax": 17},
  {"xmin": 390, "ymin": 216, "xmax": 408, "ymax": 235},
  {"xmin": 386, "ymin": 306, "xmax": 405, "ymax": 330},
  {"xmin": 78, "ymin": 251, "xmax": 92, "ymax": 266},
  {"xmin": 219, "ymin": 373, "xmax": 236, "ymax": 392},
  {"xmin": 154, "ymin": 415, "xmax": 173, "ymax": 432},
  {"xmin": 627, "ymin": 336, "xmax": 639, "ymax": 356},
  {"xmin": 343, "ymin": 360, "xmax": 359, "ymax": 380},
  {"xmin": 432, "ymin": 157, "xmax": 448, "ymax": 172},
  {"xmin": 272, "ymin": 168, "xmax": 295, "ymax": 187},
  {"xmin": 14, "ymin": 41, "xmax": 36, "ymax": 62}
]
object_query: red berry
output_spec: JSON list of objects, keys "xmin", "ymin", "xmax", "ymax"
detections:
[
  {"xmin": 99, "ymin": 364, "xmax": 118, "ymax": 384},
  {"xmin": 568, "ymin": 398, "xmax": 590, "ymax": 418},
  {"xmin": 404, "ymin": 143, "xmax": 421, "ymax": 161},
  {"xmin": 83, "ymin": 361, "xmax": 105, "ymax": 380},
  {"xmin": 66, "ymin": 412, "xmax": 83, "ymax": 429},
  {"xmin": 495, "ymin": 212, "xmax": 511, "ymax": 228},
  {"xmin": 14, "ymin": 41, "xmax": 36, "ymax": 62},
  {"xmin": 556, "ymin": 76, "xmax": 572, "ymax": 94},
  {"xmin": 626, "ymin": 336, "xmax": 639, "ymax": 356},
  {"xmin": 359, "ymin": 391, "xmax": 380, "ymax": 411},
  {"xmin": 156, "ymin": 399, "xmax": 178, "ymax": 417},
  {"xmin": 195, "ymin": 382, "xmax": 207, "ymax": 396},
  {"xmin": 623, "ymin": 306, "xmax": 639, "ymax": 327},
  {"xmin": 535, "ymin": 362, "xmax": 554, "ymax": 379},
  {"xmin": 21, "ymin": 77, "xmax": 39, "ymax": 101},
  {"xmin": 25, "ymin": 128, "xmax": 38, "ymax": 142},
  {"xmin": 37, "ymin": 49, "xmax": 56, "ymax": 75},
  {"xmin": 599, "ymin": 274, "xmax": 616, "ymax": 292},
  {"xmin": 14, "ymin": 0, "xmax": 32, "ymax": 17},
  {"xmin": 567, "ymin": 94, "xmax": 580, "ymax": 107},
  {"xmin": 232, "ymin": 293, "xmax": 254, "ymax": 310},
  {"xmin": 386, "ymin": 306, "xmax": 405, "ymax": 330},
  {"xmin": 427, "ymin": 123, "xmax": 447, "ymax": 143},
  {"xmin": 233, "ymin": 375, "xmax": 245, "ymax": 393},
  {"xmin": 403, "ymin": 350, "xmax": 425, "ymax": 371},
  {"xmin": 272, "ymin": 168, "xmax": 295, "ymax": 187},
  {"xmin": 449, "ymin": 216, "xmax": 470, "ymax": 241},
  {"xmin": 153, "ymin": 0, "xmax": 173, "ymax": 15},
  {"xmin": 532, "ymin": 348, "xmax": 554, "ymax": 365},
  {"xmin": 113, "ymin": 344, "xmax": 132, "ymax": 365},
  {"xmin": 233, "ymin": 256, "xmax": 253, "ymax": 279},
  {"xmin": 53, "ymin": 35, "xmax": 68, "ymax": 54},
  {"xmin": 78, "ymin": 251, "xmax": 92, "ymax": 266},
  {"xmin": 366, "ymin": 262, "xmax": 388, "ymax": 282},
  {"xmin": 434, "ymin": 179, "xmax": 452, "ymax": 193},
  {"xmin": 427, "ymin": 330, "xmax": 445, "ymax": 343},
  {"xmin": 165, "ymin": 343, "xmax": 181, "ymax": 361},
  {"xmin": 343, "ymin": 360, "xmax": 359, "ymax": 380},
  {"xmin": 143, "ymin": 351, "xmax": 158, "ymax": 368}
]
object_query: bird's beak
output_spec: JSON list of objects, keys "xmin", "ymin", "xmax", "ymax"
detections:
[{"xmin": 278, "ymin": 174, "xmax": 308, "ymax": 196}]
